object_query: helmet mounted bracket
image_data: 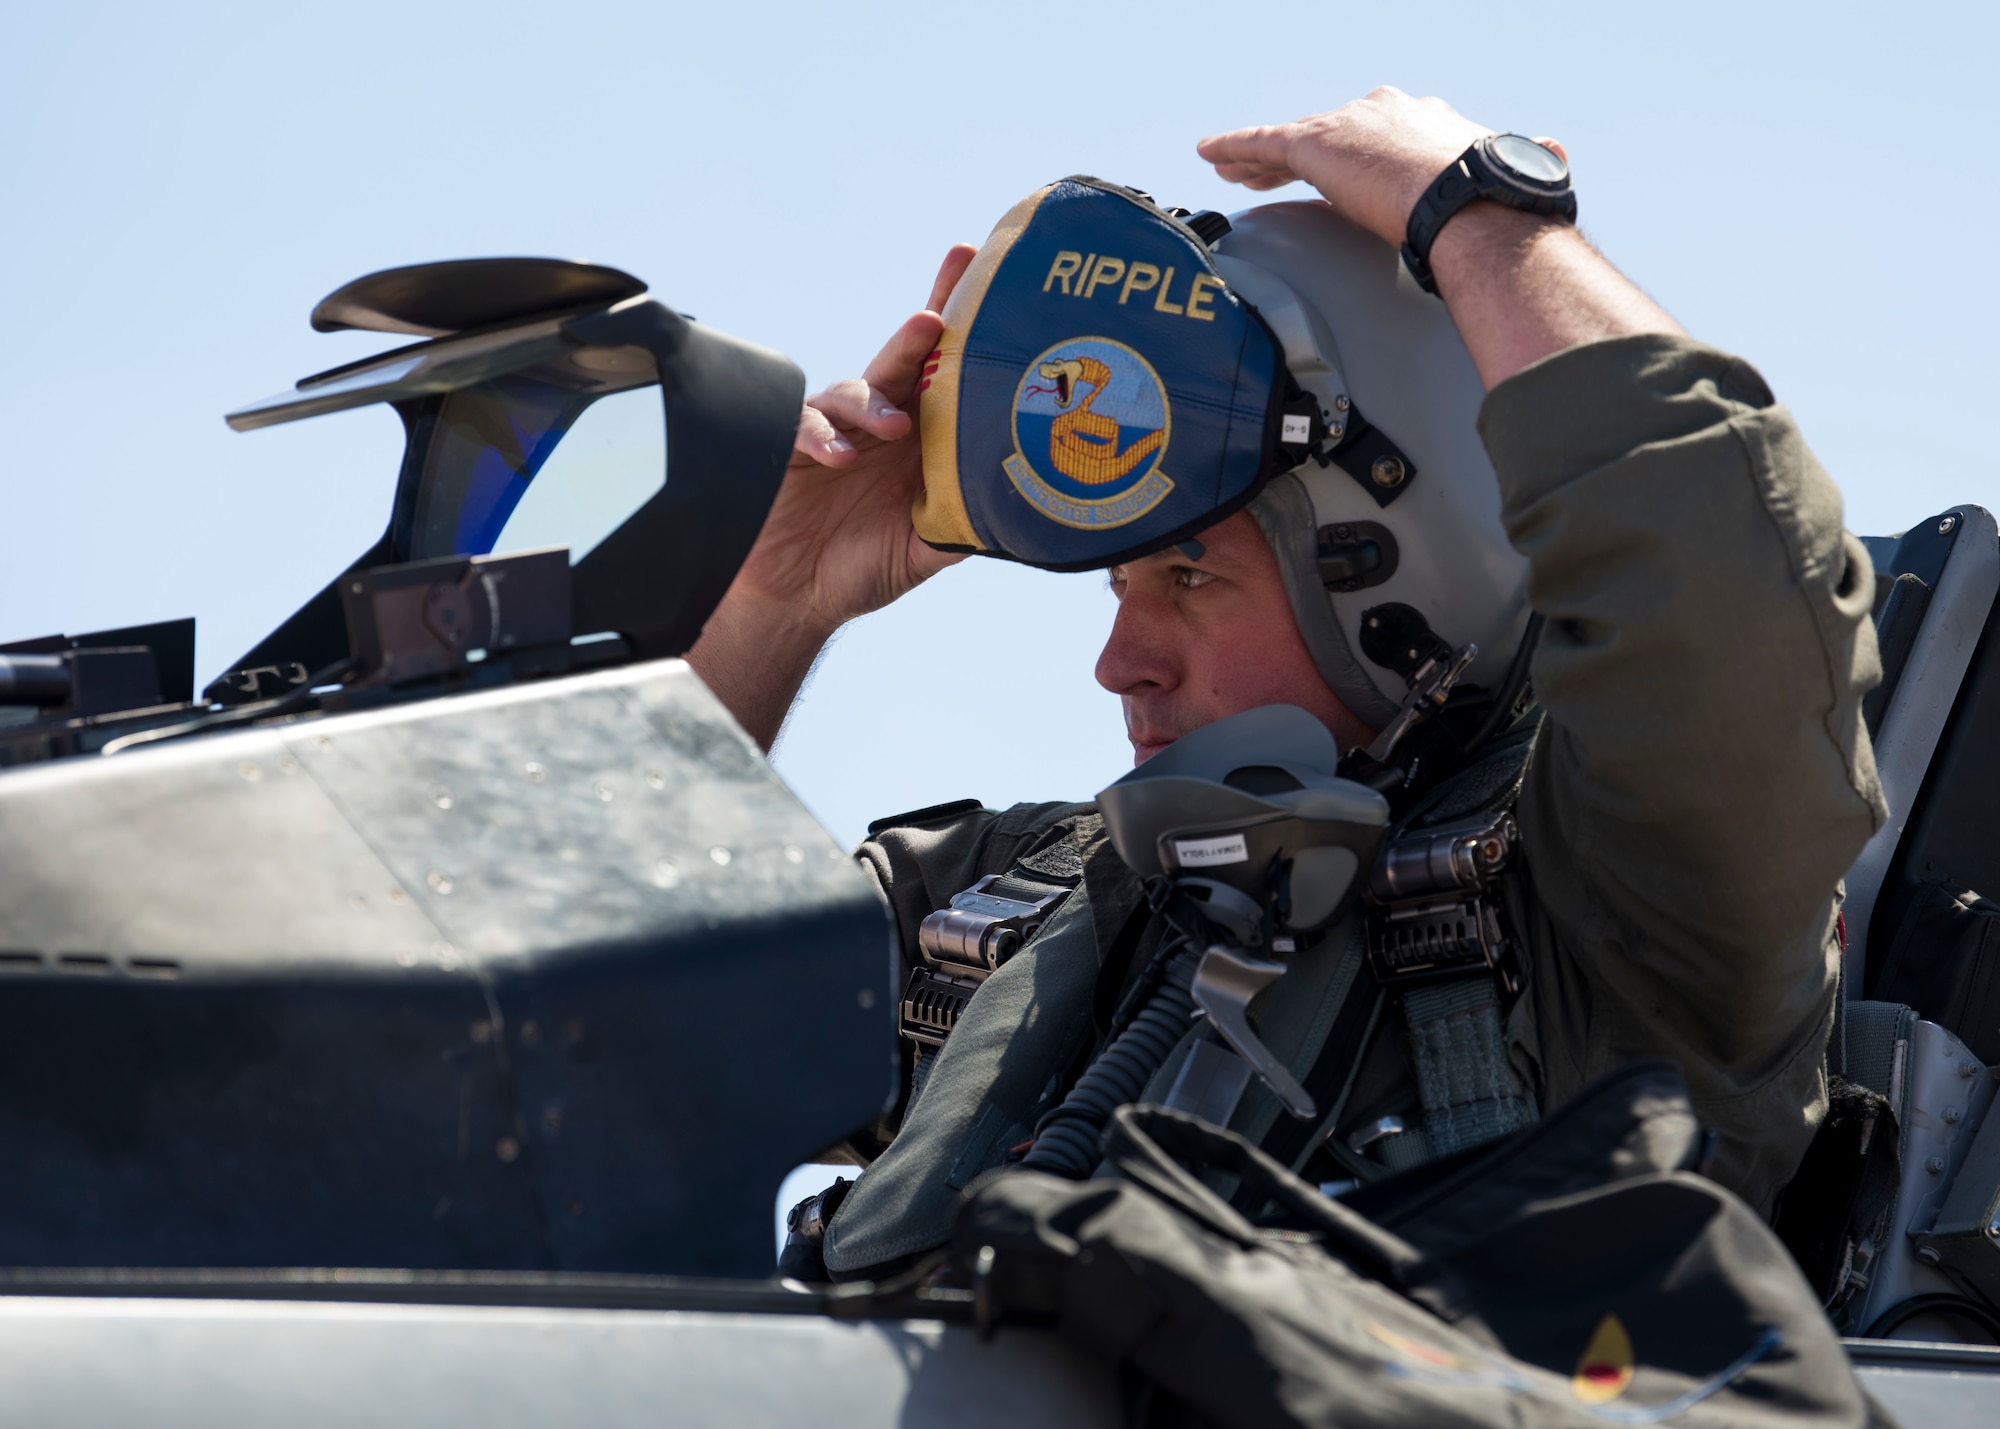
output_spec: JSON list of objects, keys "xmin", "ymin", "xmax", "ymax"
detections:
[
  {"xmin": 1262, "ymin": 335, "xmax": 1420, "ymax": 509},
  {"xmin": 1318, "ymin": 521, "xmax": 1400, "ymax": 594}
]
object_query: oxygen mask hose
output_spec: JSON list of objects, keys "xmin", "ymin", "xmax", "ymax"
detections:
[{"xmin": 1018, "ymin": 884, "xmax": 1208, "ymax": 1180}]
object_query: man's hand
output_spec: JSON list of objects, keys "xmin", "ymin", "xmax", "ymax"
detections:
[
  {"xmin": 1198, "ymin": 87, "xmax": 1505, "ymax": 251},
  {"xmin": 738, "ymin": 244, "xmax": 978, "ymax": 630},
  {"xmin": 686, "ymin": 243, "xmax": 978, "ymax": 750},
  {"xmin": 1199, "ymin": 87, "xmax": 1678, "ymax": 388}
]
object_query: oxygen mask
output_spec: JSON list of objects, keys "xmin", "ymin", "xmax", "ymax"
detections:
[
  {"xmin": 1099, "ymin": 703, "xmax": 1389, "ymax": 935},
  {"xmin": 1100, "ymin": 704, "xmax": 1388, "ymax": 1123},
  {"xmin": 1018, "ymin": 707, "xmax": 1387, "ymax": 1178}
]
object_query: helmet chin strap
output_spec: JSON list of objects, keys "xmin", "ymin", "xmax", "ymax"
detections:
[
  {"xmin": 1340, "ymin": 613, "xmax": 1546, "ymax": 793},
  {"xmin": 1364, "ymin": 641, "xmax": 1479, "ymax": 768}
]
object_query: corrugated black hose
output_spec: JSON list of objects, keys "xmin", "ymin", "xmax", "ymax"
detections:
[{"xmin": 1019, "ymin": 884, "xmax": 1210, "ymax": 1179}]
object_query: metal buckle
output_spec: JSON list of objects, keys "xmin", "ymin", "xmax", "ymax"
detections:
[
  {"xmin": 917, "ymin": 875, "xmax": 1067, "ymax": 974},
  {"xmin": 1364, "ymin": 809, "xmax": 1521, "ymax": 987},
  {"xmin": 1367, "ymin": 892, "xmax": 1510, "ymax": 987},
  {"xmin": 1365, "ymin": 641, "xmax": 1477, "ymax": 765},
  {"xmin": 901, "ymin": 875, "xmax": 1070, "ymax": 1049},
  {"xmin": 899, "ymin": 965, "xmax": 980, "ymax": 1049}
]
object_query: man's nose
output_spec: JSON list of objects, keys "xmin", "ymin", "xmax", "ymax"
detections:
[{"xmin": 1095, "ymin": 590, "xmax": 1178, "ymax": 696}]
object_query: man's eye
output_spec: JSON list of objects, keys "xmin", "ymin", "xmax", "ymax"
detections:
[
  {"xmin": 1106, "ymin": 566, "xmax": 1127, "ymax": 594},
  {"xmin": 1176, "ymin": 568, "xmax": 1217, "ymax": 590}
]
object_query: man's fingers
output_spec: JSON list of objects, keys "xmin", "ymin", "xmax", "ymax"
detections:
[
  {"xmin": 925, "ymin": 243, "xmax": 978, "ymax": 315},
  {"xmin": 793, "ymin": 248, "xmax": 971, "ymax": 472},
  {"xmin": 859, "ymin": 309, "xmax": 947, "ymax": 404},
  {"xmin": 1194, "ymin": 125, "xmax": 1276, "ymax": 161},
  {"xmin": 1196, "ymin": 125, "xmax": 1291, "ymax": 168},
  {"xmin": 1209, "ymin": 161, "xmax": 1297, "ymax": 188},
  {"xmin": 794, "ymin": 403, "xmax": 857, "ymax": 464},
  {"xmin": 809, "ymin": 377, "xmax": 914, "ymax": 442},
  {"xmin": 1198, "ymin": 127, "xmax": 1302, "ymax": 188},
  {"xmin": 1533, "ymin": 136, "xmax": 1569, "ymax": 165},
  {"xmin": 1208, "ymin": 159, "xmax": 1298, "ymax": 184},
  {"xmin": 908, "ymin": 533, "xmax": 968, "ymax": 584}
]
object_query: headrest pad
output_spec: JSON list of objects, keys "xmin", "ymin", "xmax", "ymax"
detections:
[
  {"xmin": 311, "ymin": 257, "xmax": 647, "ymax": 337},
  {"xmin": 916, "ymin": 178, "xmax": 1305, "ymax": 571}
]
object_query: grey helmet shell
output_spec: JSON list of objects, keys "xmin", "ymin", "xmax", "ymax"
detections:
[{"xmin": 1211, "ymin": 202, "xmax": 1531, "ymax": 733}]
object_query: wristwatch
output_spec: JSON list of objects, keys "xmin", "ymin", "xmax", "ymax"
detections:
[{"xmin": 1400, "ymin": 134, "xmax": 1577, "ymax": 297}]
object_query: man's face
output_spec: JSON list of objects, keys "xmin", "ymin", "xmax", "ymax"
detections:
[{"xmin": 1097, "ymin": 510, "xmax": 1376, "ymax": 763}]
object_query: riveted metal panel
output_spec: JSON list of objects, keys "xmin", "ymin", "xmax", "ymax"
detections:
[{"xmin": 0, "ymin": 660, "xmax": 892, "ymax": 1276}]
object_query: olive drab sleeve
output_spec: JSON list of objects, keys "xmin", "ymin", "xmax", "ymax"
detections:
[
  {"xmin": 824, "ymin": 801, "xmax": 1122, "ymax": 1271},
  {"xmin": 1478, "ymin": 334, "xmax": 1888, "ymax": 1215},
  {"xmin": 839, "ymin": 799, "xmax": 1100, "ymax": 1157}
]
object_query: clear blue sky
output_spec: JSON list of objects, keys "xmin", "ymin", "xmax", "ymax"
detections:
[{"xmin": 3, "ymin": 0, "xmax": 1993, "ymax": 845}]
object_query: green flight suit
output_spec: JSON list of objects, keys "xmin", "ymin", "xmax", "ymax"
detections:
[{"xmin": 823, "ymin": 333, "xmax": 1886, "ymax": 1276}]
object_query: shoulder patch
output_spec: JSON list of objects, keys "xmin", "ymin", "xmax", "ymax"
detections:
[
  {"xmin": 866, "ymin": 797, "xmax": 987, "ymax": 838},
  {"xmin": 1017, "ymin": 813, "xmax": 1105, "ymax": 882}
]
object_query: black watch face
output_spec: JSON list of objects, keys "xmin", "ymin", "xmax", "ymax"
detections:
[{"xmin": 1487, "ymin": 133, "xmax": 1568, "ymax": 186}]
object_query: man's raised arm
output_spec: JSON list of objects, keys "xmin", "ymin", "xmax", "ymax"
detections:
[
  {"xmin": 686, "ymin": 245, "xmax": 976, "ymax": 749},
  {"xmin": 1204, "ymin": 91, "xmax": 1887, "ymax": 1210}
]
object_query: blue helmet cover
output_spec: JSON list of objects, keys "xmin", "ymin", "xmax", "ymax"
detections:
[{"xmin": 915, "ymin": 178, "xmax": 1296, "ymax": 571}]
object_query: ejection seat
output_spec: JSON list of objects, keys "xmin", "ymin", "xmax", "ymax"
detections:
[{"xmin": 1787, "ymin": 504, "xmax": 2000, "ymax": 1343}]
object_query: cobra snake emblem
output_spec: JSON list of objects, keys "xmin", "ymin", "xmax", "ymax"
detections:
[{"xmin": 1037, "ymin": 355, "xmax": 1166, "ymax": 486}]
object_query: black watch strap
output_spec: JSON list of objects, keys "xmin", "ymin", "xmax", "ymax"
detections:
[{"xmin": 1400, "ymin": 137, "xmax": 1578, "ymax": 297}]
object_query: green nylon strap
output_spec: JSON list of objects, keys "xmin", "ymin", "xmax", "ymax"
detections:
[
  {"xmin": 980, "ymin": 871, "xmax": 1078, "ymax": 905},
  {"xmin": 1402, "ymin": 976, "xmax": 1537, "ymax": 1156},
  {"xmin": 1375, "ymin": 720, "xmax": 1544, "ymax": 1166},
  {"xmin": 1842, "ymin": 999, "xmax": 1916, "ymax": 1105}
]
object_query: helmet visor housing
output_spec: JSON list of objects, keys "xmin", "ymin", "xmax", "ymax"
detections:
[{"xmin": 1215, "ymin": 202, "xmax": 1531, "ymax": 727}]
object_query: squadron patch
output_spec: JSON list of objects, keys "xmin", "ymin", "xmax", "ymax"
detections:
[
  {"xmin": 1003, "ymin": 337, "xmax": 1174, "ymax": 531},
  {"xmin": 913, "ymin": 176, "xmax": 1286, "ymax": 569}
]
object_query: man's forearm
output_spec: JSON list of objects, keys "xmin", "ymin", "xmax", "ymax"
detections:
[
  {"xmin": 685, "ymin": 593, "xmax": 839, "ymax": 752},
  {"xmin": 1428, "ymin": 207, "xmax": 1684, "ymax": 391}
]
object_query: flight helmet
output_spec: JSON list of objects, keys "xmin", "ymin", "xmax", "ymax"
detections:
[
  {"xmin": 917, "ymin": 180, "xmax": 1530, "ymax": 736},
  {"xmin": 1213, "ymin": 202, "xmax": 1530, "ymax": 732}
]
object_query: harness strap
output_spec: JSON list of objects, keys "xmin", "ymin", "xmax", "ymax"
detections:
[
  {"xmin": 1364, "ymin": 719, "xmax": 1545, "ymax": 1172},
  {"xmin": 1259, "ymin": 969, "xmax": 1384, "ymax": 1173},
  {"xmin": 984, "ymin": 871, "xmax": 1077, "ymax": 904},
  {"xmin": 1403, "ymin": 975, "xmax": 1537, "ymax": 1156}
]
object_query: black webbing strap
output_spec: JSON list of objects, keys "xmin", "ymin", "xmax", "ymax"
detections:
[
  {"xmin": 1092, "ymin": 898, "xmax": 1163, "ymax": 1039},
  {"xmin": 980, "ymin": 870, "xmax": 1079, "ymax": 905},
  {"xmin": 1257, "ymin": 967, "xmax": 1385, "ymax": 1171}
]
